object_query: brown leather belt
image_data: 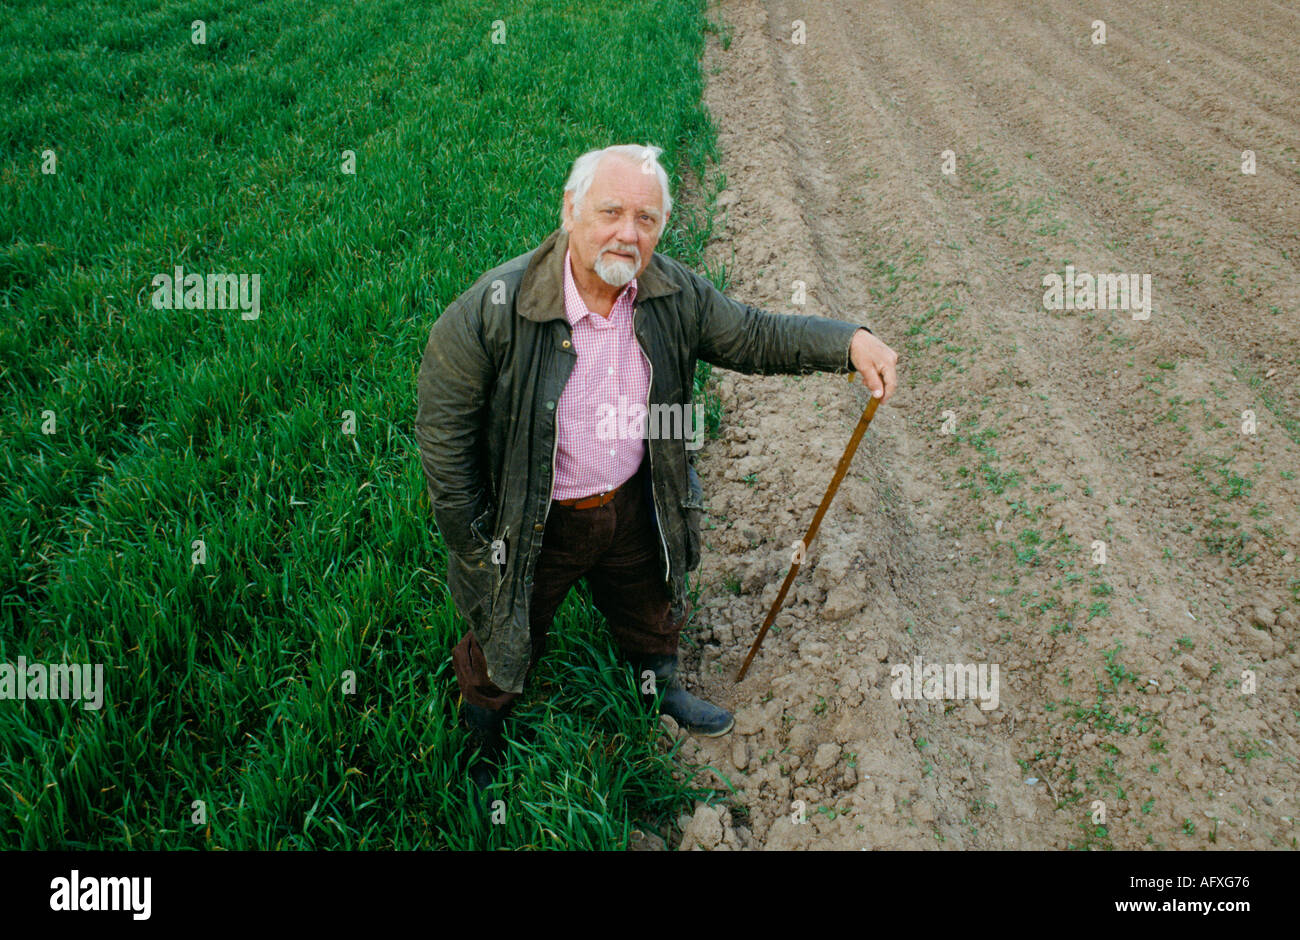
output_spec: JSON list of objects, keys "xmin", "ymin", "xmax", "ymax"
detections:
[{"xmin": 555, "ymin": 482, "xmax": 623, "ymax": 510}]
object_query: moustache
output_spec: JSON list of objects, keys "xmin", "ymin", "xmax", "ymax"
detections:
[{"xmin": 602, "ymin": 246, "xmax": 639, "ymax": 263}]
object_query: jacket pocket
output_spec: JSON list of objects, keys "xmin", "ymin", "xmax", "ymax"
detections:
[
  {"xmin": 434, "ymin": 494, "xmax": 494, "ymax": 558},
  {"xmin": 470, "ymin": 504, "xmax": 495, "ymax": 551},
  {"xmin": 447, "ymin": 541, "xmax": 501, "ymax": 640}
]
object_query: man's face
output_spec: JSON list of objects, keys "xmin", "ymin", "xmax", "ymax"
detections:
[{"xmin": 562, "ymin": 155, "xmax": 666, "ymax": 288}]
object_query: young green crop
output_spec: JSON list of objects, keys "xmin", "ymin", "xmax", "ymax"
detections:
[{"xmin": 0, "ymin": 0, "xmax": 727, "ymax": 849}]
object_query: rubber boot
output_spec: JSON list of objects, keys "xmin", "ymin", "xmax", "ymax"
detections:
[
  {"xmin": 461, "ymin": 701, "xmax": 506, "ymax": 793},
  {"xmin": 635, "ymin": 654, "xmax": 734, "ymax": 736}
]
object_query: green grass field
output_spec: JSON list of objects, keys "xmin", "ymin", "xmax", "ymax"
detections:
[{"xmin": 1, "ymin": 0, "xmax": 729, "ymax": 849}]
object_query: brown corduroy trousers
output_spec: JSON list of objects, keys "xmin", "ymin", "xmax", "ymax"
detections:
[{"xmin": 451, "ymin": 462, "xmax": 682, "ymax": 711}]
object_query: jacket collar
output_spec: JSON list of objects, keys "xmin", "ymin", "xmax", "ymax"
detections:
[{"xmin": 516, "ymin": 226, "xmax": 680, "ymax": 322}]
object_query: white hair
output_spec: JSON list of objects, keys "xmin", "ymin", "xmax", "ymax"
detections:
[{"xmin": 562, "ymin": 144, "xmax": 672, "ymax": 238}]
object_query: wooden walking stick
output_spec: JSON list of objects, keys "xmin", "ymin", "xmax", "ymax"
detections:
[{"xmin": 735, "ymin": 374, "xmax": 882, "ymax": 681}]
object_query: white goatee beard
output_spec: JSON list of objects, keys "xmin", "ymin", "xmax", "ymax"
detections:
[{"xmin": 594, "ymin": 247, "xmax": 639, "ymax": 287}]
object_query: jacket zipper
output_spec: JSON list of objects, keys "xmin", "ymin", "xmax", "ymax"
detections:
[
  {"xmin": 493, "ymin": 524, "xmax": 509, "ymax": 604},
  {"xmin": 634, "ymin": 304, "xmax": 671, "ymax": 584},
  {"xmin": 543, "ymin": 424, "xmax": 559, "ymax": 527},
  {"xmin": 542, "ymin": 338, "xmax": 564, "ymax": 529}
]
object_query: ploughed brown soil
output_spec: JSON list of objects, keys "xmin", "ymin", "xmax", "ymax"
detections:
[{"xmin": 661, "ymin": 0, "xmax": 1299, "ymax": 850}]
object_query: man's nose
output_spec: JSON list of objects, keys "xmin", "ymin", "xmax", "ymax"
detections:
[{"xmin": 617, "ymin": 216, "xmax": 638, "ymax": 246}]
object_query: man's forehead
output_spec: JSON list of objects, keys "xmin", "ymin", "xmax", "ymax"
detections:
[{"xmin": 589, "ymin": 159, "xmax": 664, "ymax": 210}]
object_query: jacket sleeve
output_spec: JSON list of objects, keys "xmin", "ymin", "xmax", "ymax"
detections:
[
  {"xmin": 415, "ymin": 298, "xmax": 495, "ymax": 557},
  {"xmin": 689, "ymin": 266, "xmax": 872, "ymax": 375}
]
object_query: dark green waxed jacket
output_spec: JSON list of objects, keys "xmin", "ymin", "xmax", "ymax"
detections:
[{"xmin": 415, "ymin": 225, "xmax": 870, "ymax": 694}]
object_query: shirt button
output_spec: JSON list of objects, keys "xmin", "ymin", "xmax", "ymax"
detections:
[
  {"xmin": 608, "ymin": 366, "xmax": 614, "ymax": 375},
  {"xmin": 609, "ymin": 448, "xmax": 616, "ymax": 456}
]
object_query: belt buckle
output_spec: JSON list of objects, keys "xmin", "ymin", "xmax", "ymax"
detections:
[{"xmin": 563, "ymin": 482, "xmax": 618, "ymax": 510}]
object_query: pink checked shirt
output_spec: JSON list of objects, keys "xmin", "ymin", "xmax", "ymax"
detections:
[{"xmin": 551, "ymin": 248, "xmax": 651, "ymax": 501}]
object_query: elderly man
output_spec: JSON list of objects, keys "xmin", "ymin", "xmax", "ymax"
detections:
[{"xmin": 416, "ymin": 144, "xmax": 898, "ymax": 790}]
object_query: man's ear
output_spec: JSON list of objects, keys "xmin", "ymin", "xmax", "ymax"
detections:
[{"xmin": 561, "ymin": 192, "xmax": 574, "ymax": 232}]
